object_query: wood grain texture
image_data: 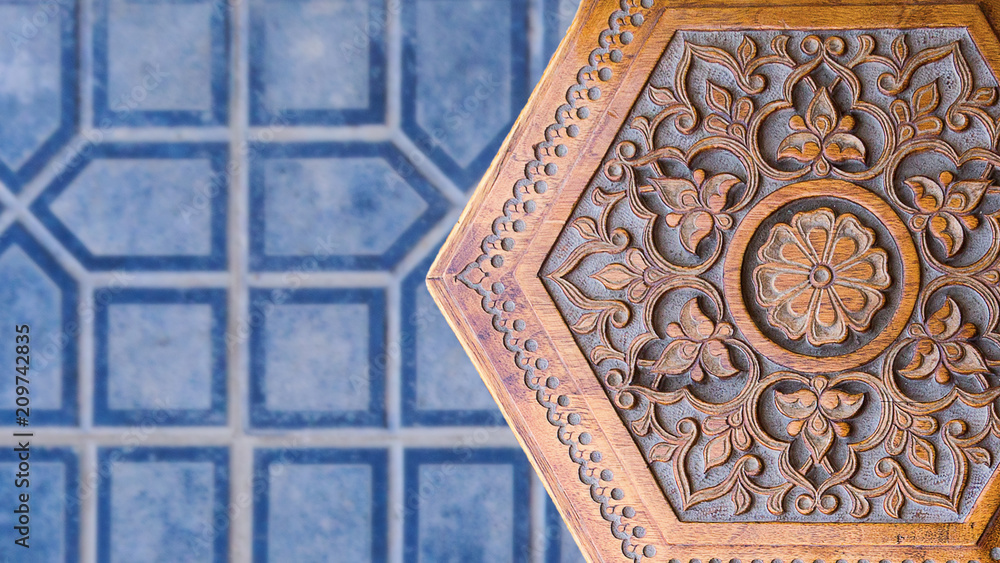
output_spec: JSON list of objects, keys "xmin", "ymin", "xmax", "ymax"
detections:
[{"xmin": 427, "ymin": 1, "xmax": 1000, "ymax": 561}]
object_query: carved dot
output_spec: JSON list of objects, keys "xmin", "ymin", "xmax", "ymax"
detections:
[
  {"xmin": 641, "ymin": 0, "xmax": 653, "ymax": 7},
  {"xmin": 809, "ymin": 264, "xmax": 833, "ymax": 288},
  {"xmin": 576, "ymin": 107, "xmax": 590, "ymax": 119},
  {"xmin": 992, "ymin": 548, "xmax": 1000, "ymax": 561},
  {"xmin": 546, "ymin": 376, "xmax": 560, "ymax": 389},
  {"xmin": 500, "ymin": 237, "xmax": 515, "ymax": 251},
  {"xmin": 534, "ymin": 181, "xmax": 548, "ymax": 194},
  {"xmin": 590, "ymin": 451, "xmax": 602, "ymax": 462},
  {"xmin": 579, "ymin": 432, "xmax": 592, "ymax": 445},
  {"xmin": 523, "ymin": 200, "xmax": 537, "ymax": 213},
  {"xmin": 598, "ymin": 67, "xmax": 612, "ymax": 81},
  {"xmin": 611, "ymin": 487, "xmax": 624, "ymax": 500},
  {"xmin": 618, "ymin": 392, "xmax": 634, "ymax": 408},
  {"xmin": 544, "ymin": 163, "xmax": 558, "ymax": 175},
  {"xmin": 609, "ymin": 49, "xmax": 623, "ymax": 63},
  {"xmin": 557, "ymin": 395, "xmax": 569, "ymax": 406},
  {"xmin": 588, "ymin": 87, "xmax": 601, "ymax": 100},
  {"xmin": 568, "ymin": 412, "xmax": 581, "ymax": 425},
  {"xmin": 555, "ymin": 144, "xmax": 568, "ymax": 157},
  {"xmin": 633, "ymin": 526, "xmax": 646, "ymax": 538},
  {"xmin": 643, "ymin": 545, "xmax": 656, "ymax": 558},
  {"xmin": 536, "ymin": 358, "xmax": 548, "ymax": 370},
  {"xmin": 491, "ymin": 282, "xmax": 505, "ymax": 294},
  {"xmin": 512, "ymin": 219, "xmax": 526, "ymax": 232},
  {"xmin": 622, "ymin": 505, "xmax": 635, "ymax": 518},
  {"xmin": 620, "ymin": 31, "xmax": 633, "ymax": 44},
  {"xmin": 600, "ymin": 469, "xmax": 613, "ymax": 481},
  {"xmin": 608, "ymin": 163, "xmax": 622, "ymax": 177},
  {"xmin": 490, "ymin": 255, "xmax": 504, "ymax": 269},
  {"xmin": 502, "ymin": 300, "xmax": 515, "ymax": 312},
  {"xmin": 606, "ymin": 372, "xmax": 622, "ymax": 386},
  {"xmin": 512, "ymin": 319, "xmax": 526, "ymax": 331},
  {"xmin": 524, "ymin": 339, "xmax": 537, "ymax": 352},
  {"xmin": 620, "ymin": 141, "xmax": 636, "ymax": 158},
  {"xmin": 566, "ymin": 124, "xmax": 580, "ymax": 137},
  {"xmin": 631, "ymin": 13, "xmax": 644, "ymax": 26}
]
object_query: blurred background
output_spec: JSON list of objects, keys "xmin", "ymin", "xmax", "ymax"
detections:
[{"xmin": 0, "ymin": 0, "xmax": 588, "ymax": 560}]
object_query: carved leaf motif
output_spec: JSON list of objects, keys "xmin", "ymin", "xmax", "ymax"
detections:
[
  {"xmin": 927, "ymin": 297, "xmax": 963, "ymax": 338},
  {"xmin": 680, "ymin": 298, "xmax": 714, "ymax": 340},
  {"xmin": 737, "ymin": 36, "xmax": 756, "ymax": 66},
  {"xmin": 930, "ymin": 213, "xmax": 965, "ymax": 256},
  {"xmin": 679, "ymin": 210, "xmax": 714, "ymax": 253},
  {"xmin": 591, "ymin": 263, "xmax": 639, "ymax": 290},
  {"xmin": 591, "ymin": 345, "xmax": 624, "ymax": 364},
  {"xmin": 848, "ymin": 487, "xmax": 872, "ymax": 518},
  {"xmin": 704, "ymin": 432, "xmax": 732, "ymax": 470},
  {"xmin": 649, "ymin": 441, "xmax": 678, "ymax": 463},
  {"xmin": 650, "ymin": 339, "xmax": 699, "ymax": 375},
  {"xmin": 912, "ymin": 82, "xmax": 940, "ymax": 116},
  {"xmin": 774, "ymin": 389, "xmax": 818, "ymax": 421},
  {"xmin": 891, "ymin": 35, "xmax": 908, "ymax": 66},
  {"xmin": 819, "ymin": 389, "xmax": 864, "ymax": 421},
  {"xmin": 732, "ymin": 481, "xmax": 752, "ymax": 515},
  {"xmin": 943, "ymin": 341, "xmax": 989, "ymax": 374},
  {"xmin": 887, "ymin": 427, "xmax": 907, "ymax": 456},
  {"xmin": 945, "ymin": 180, "xmax": 990, "ymax": 214},
  {"xmin": 908, "ymin": 434, "xmax": 937, "ymax": 473},
  {"xmin": 706, "ymin": 80, "xmax": 732, "ymax": 114},
  {"xmin": 966, "ymin": 446, "xmax": 992, "ymax": 465},
  {"xmin": 700, "ymin": 340, "xmax": 738, "ymax": 378},
  {"xmin": 702, "ymin": 173, "xmax": 741, "ymax": 212},
  {"xmin": 648, "ymin": 177, "xmax": 698, "ymax": 211},
  {"xmin": 571, "ymin": 311, "xmax": 601, "ymax": 334},
  {"xmin": 648, "ymin": 85, "xmax": 680, "ymax": 107},
  {"xmin": 571, "ymin": 216, "xmax": 600, "ymax": 240},
  {"xmin": 885, "ymin": 484, "xmax": 905, "ymax": 519},
  {"xmin": 910, "ymin": 415, "xmax": 938, "ymax": 436},
  {"xmin": 900, "ymin": 339, "xmax": 940, "ymax": 380},
  {"xmin": 777, "ymin": 132, "xmax": 822, "ymax": 163},
  {"xmin": 971, "ymin": 86, "xmax": 998, "ymax": 106},
  {"xmin": 904, "ymin": 176, "xmax": 945, "ymax": 212}
]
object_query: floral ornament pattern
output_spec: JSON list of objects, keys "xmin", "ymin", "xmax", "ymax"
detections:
[
  {"xmin": 542, "ymin": 29, "xmax": 1000, "ymax": 523},
  {"xmin": 640, "ymin": 169, "xmax": 741, "ymax": 253},
  {"xmin": 774, "ymin": 376, "xmax": 864, "ymax": 464},
  {"xmin": 753, "ymin": 209, "xmax": 891, "ymax": 346},
  {"xmin": 649, "ymin": 298, "xmax": 738, "ymax": 386},
  {"xmin": 900, "ymin": 297, "xmax": 991, "ymax": 383},
  {"xmin": 777, "ymin": 88, "xmax": 866, "ymax": 176},
  {"xmin": 904, "ymin": 171, "xmax": 992, "ymax": 257}
]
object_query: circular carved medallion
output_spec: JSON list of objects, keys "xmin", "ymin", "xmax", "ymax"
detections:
[{"xmin": 725, "ymin": 181, "xmax": 920, "ymax": 371}]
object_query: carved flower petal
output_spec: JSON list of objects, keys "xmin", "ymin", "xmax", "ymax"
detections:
[
  {"xmin": 648, "ymin": 176, "xmax": 699, "ymax": 211},
  {"xmin": 803, "ymin": 415, "xmax": 835, "ymax": 464},
  {"xmin": 900, "ymin": 339, "xmax": 941, "ymax": 380},
  {"xmin": 702, "ymin": 173, "xmax": 742, "ymax": 212},
  {"xmin": 758, "ymin": 224, "xmax": 815, "ymax": 269},
  {"xmin": 768, "ymin": 286, "xmax": 816, "ymax": 339},
  {"xmin": 787, "ymin": 418, "xmax": 806, "ymax": 437},
  {"xmin": 943, "ymin": 341, "xmax": 989, "ymax": 374},
  {"xmin": 835, "ymin": 249, "xmax": 890, "ymax": 289},
  {"xmin": 650, "ymin": 339, "xmax": 700, "ymax": 375},
  {"xmin": 700, "ymin": 339, "xmax": 739, "ymax": 379},
  {"xmin": 904, "ymin": 176, "xmax": 945, "ymax": 213},
  {"xmin": 754, "ymin": 265, "xmax": 810, "ymax": 307},
  {"xmin": 823, "ymin": 133, "xmax": 866, "ymax": 163},
  {"xmin": 777, "ymin": 132, "xmax": 822, "ymax": 163},
  {"xmin": 926, "ymin": 297, "xmax": 963, "ymax": 340},
  {"xmin": 679, "ymin": 210, "xmax": 715, "ymax": 254},
  {"xmin": 830, "ymin": 281, "xmax": 886, "ymax": 331},
  {"xmin": 809, "ymin": 288, "xmax": 848, "ymax": 346},
  {"xmin": 590, "ymin": 263, "xmax": 639, "ymax": 290},
  {"xmin": 806, "ymin": 88, "xmax": 839, "ymax": 138},
  {"xmin": 792, "ymin": 208, "xmax": 836, "ymax": 263},
  {"xmin": 774, "ymin": 389, "xmax": 818, "ymax": 420},
  {"xmin": 826, "ymin": 213, "xmax": 876, "ymax": 266},
  {"xmin": 819, "ymin": 389, "xmax": 865, "ymax": 420},
  {"xmin": 929, "ymin": 213, "xmax": 965, "ymax": 257},
  {"xmin": 945, "ymin": 180, "xmax": 990, "ymax": 214},
  {"xmin": 679, "ymin": 298, "xmax": 715, "ymax": 340}
]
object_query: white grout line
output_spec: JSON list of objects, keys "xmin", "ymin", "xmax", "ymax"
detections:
[
  {"xmin": 247, "ymin": 270, "xmax": 393, "ymax": 287},
  {"xmin": 80, "ymin": 442, "xmax": 97, "ymax": 563},
  {"xmin": 530, "ymin": 474, "xmax": 549, "ymax": 563},
  {"xmin": 390, "ymin": 130, "xmax": 468, "ymax": 207},
  {"xmin": 388, "ymin": 441, "xmax": 404, "ymax": 563}
]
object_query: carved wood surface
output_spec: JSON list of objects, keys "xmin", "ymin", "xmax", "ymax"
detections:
[{"xmin": 429, "ymin": 1, "xmax": 1000, "ymax": 560}]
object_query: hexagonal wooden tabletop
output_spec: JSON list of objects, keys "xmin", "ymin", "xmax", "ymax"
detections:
[{"xmin": 428, "ymin": 1, "xmax": 1000, "ymax": 560}]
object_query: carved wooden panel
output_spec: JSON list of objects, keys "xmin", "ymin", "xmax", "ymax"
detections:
[{"xmin": 428, "ymin": 1, "xmax": 1000, "ymax": 561}]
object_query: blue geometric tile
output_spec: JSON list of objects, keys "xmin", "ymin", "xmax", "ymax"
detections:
[
  {"xmin": 404, "ymin": 448, "xmax": 531, "ymax": 563},
  {"xmin": 32, "ymin": 143, "xmax": 228, "ymax": 271},
  {"xmin": 94, "ymin": 289, "xmax": 227, "ymax": 426},
  {"xmin": 0, "ymin": 0, "xmax": 77, "ymax": 192},
  {"xmin": 97, "ymin": 447, "xmax": 229, "ymax": 563},
  {"xmin": 248, "ymin": 142, "xmax": 446, "ymax": 271},
  {"xmin": 249, "ymin": 288, "xmax": 385, "ymax": 428},
  {"xmin": 0, "ymin": 448, "xmax": 78, "ymax": 562},
  {"xmin": 93, "ymin": 0, "xmax": 229, "ymax": 126},
  {"xmin": 402, "ymin": 0, "xmax": 529, "ymax": 189},
  {"xmin": 543, "ymin": 0, "xmax": 581, "ymax": 61},
  {"xmin": 252, "ymin": 448, "xmax": 388, "ymax": 562},
  {"xmin": 402, "ymin": 251, "xmax": 503, "ymax": 426},
  {"xmin": 0, "ymin": 225, "xmax": 77, "ymax": 426},
  {"xmin": 249, "ymin": 0, "xmax": 386, "ymax": 126},
  {"xmin": 545, "ymin": 499, "xmax": 586, "ymax": 563}
]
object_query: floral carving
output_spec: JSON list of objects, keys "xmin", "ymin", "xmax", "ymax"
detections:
[
  {"xmin": 545, "ymin": 29, "xmax": 1000, "ymax": 522},
  {"xmin": 753, "ymin": 209, "xmax": 891, "ymax": 345},
  {"xmin": 777, "ymin": 88, "xmax": 866, "ymax": 176}
]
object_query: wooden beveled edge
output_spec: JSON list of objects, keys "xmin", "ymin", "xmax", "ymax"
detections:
[{"xmin": 429, "ymin": 0, "xmax": 1000, "ymax": 560}]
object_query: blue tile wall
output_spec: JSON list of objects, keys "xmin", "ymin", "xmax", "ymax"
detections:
[{"xmin": 0, "ymin": 0, "xmax": 588, "ymax": 560}]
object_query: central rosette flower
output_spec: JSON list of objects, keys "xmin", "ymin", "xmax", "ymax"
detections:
[{"xmin": 753, "ymin": 208, "xmax": 891, "ymax": 346}]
